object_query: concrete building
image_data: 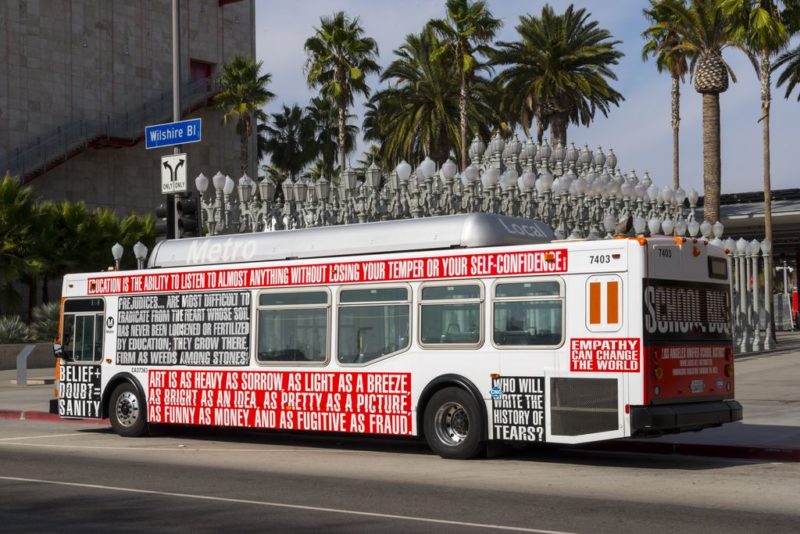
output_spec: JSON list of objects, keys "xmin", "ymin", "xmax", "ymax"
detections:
[{"xmin": 0, "ymin": 0, "xmax": 256, "ymax": 215}]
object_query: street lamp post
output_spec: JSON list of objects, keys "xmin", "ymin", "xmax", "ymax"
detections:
[
  {"xmin": 111, "ymin": 243, "xmax": 124, "ymax": 271},
  {"xmin": 133, "ymin": 241, "xmax": 149, "ymax": 270}
]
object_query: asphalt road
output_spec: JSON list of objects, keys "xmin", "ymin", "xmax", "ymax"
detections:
[{"xmin": 0, "ymin": 420, "xmax": 798, "ymax": 533}]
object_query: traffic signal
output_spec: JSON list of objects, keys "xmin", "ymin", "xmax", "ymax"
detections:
[
  {"xmin": 156, "ymin": 196, "xmax": 178, "ymax": 240},
  {"xmin": 155, "ymin": 202, "xmax": 169, "ymax": 241},
  {"xmin": 175, "ymin": 192, "xmax": 198, "ymax": 238}
]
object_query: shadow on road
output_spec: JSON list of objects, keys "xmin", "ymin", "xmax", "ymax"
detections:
[{"xmin": 74, "ymin": 423, "xmax": 759, "ymax": 470}]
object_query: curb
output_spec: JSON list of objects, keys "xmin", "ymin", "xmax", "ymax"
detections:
[
  {"xmin": 0, "ymin": 410, "xmax": 107, "ymax": 424},
  {"xmin": 586, "ymin": 439, "xmax": 800, "ymax": 462}
]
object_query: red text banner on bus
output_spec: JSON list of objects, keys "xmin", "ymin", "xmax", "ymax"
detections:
[
  {"xmin": 569, "ymin": 338, "xmax": 641, "ymax": 372},
  {"xmin": 87, "ymin": 249, "xmax": 568, "ymax": 295},
  {"xmin": 147, "ymin": 370, "xmax": 413, "ymax": 435}
]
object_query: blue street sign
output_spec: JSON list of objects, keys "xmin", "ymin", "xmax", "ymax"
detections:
[{"xmin": 145, "ymin": 118, "xmax": 202, "ymax": 150}]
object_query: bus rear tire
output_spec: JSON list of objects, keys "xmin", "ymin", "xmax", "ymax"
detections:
[
  {"xmin": 423, "ymin": 387, "xmax": 484, "ymax": 459},
  {"xmin": 109, "ymin": 383, "xmax": 148, "ymax": 437}
]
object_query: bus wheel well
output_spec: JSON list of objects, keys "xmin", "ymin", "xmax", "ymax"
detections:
[
  {"xmin": 102, "ymin": 373, "xmax": 146, "ymax": 420},
  {"xmin": 417, "ymin": 375, "xmax": 487, "ymax": 441}
]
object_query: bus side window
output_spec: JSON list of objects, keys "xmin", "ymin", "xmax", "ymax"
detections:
[
  {"xmin": 256, "ymin": 290, "xmax": 330, "ymax": 364},
  {"xmin": 419, "ymin": 282, "xmax": 483, "ymax": 347},
  {"xmin": 62, "ymin": 315, "xmax": 75, "ymax": 360},
  {"xmin": 493, "ymin": 280, "xmax": 564, "ymax": 347},
  {"xmin": 62, "ymin": 299, "xmax": 105, "ymax": 362},
  {"xmin": 337, "ymin": 286, "xmax": 410, "ymax": 364}
]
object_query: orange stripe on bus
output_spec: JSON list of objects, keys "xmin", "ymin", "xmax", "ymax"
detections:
[
  {"xmin": 607, "ymin": 281, "xmax": 619, "ymax": 324},
  {"xmin": 589, "ymin": 282, "xmax": 601, "ymax": 324}
]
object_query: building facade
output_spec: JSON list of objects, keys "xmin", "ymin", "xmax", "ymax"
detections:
[{"xmin": 1, "ymin": 0, "xmax": 256, "ymax": 214}]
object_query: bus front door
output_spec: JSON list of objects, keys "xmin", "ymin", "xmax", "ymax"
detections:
[{"xmin": 55, "ymin": 298, "xmax": 105, "ymax": 419}]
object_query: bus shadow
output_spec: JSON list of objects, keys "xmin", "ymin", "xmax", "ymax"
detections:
[
  {"xmin": 494, "ymin": 442, "xmax": 766, "ymax": 470},
  {"xmin": 76, "ymin": 424, "xmax": 770, "ymax": 469}
]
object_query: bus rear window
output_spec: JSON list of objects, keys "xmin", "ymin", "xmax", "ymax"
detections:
[{"xmin": 708, "ymin": 257, "xmax": 728, "ymax": 280}]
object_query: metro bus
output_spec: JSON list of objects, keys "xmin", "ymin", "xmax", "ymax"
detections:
[{"xmin": 53, "ymin": 214, "xmax": 741, "ymax": 459}]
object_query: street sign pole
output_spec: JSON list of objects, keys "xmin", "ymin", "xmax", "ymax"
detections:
[{"xmin": 167, "ymin": 0, "xmax": 181, "ymax": 239}]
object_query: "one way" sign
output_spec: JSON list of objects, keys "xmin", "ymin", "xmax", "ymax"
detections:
[{"xmin": 161, "ymin": 153, "xmax": 188, "ymax": 194}]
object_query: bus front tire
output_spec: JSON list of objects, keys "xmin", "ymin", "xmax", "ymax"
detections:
[
  {"xmin": 423, "ymin": 387, "xmax": 484, "ymax": 459},
  {"xmin": 109, "ymin": 383, "xmax": 148, "ymax": 437}
]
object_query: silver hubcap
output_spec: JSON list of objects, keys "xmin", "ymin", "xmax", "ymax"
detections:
[
  {"xmin": 434, "ymin": 401, "xmax": 469, "ymax": 446},
  {"xmin": 115, "ymin": 391, "xmax": 140, "ymax": 428}
]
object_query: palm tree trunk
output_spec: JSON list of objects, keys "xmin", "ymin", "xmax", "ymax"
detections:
[
  {"xmin": 240, "ymin": 134, "xmax": 248, "ymax": 175},
  {"xmin": 338, "ymin": 104, "xmax": 346, "ymax": 172},
  {"xmin": 702, "ymin": 93, "xmax": 721, "ymax": 223},
  {"xmin": 459, "ymin": 71, "xmax": 468, "ymax": 169},
  {"xmin": 671, "ymin": 74, "xmax": 680, "ymax": 190},
  {"xmin": 760, "ymin": 49, "xmax": 773, "ymax": 301},
  {"xmin": 550, "ymin": 114, "xmax": 567, "ymax": 148},
  {"xmin": 535, "ymin": 117, "xmax": 545, "ymax": 145}
]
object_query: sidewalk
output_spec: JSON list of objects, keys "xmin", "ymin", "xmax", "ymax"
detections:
[
  {"xmin": 597, "ymin": 331, "xmax": 800, "ymax": 461},
  {"xmin": 2, "ymin": 334, "xmax": 799, "ymax": 460}
]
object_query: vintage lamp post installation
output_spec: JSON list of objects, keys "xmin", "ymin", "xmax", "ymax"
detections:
[{"xmin": 192, "ymin": 135, "xmax": 723, "ymax": 242}]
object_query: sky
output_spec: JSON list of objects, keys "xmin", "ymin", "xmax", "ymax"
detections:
[{"xmin": 254, "ymin": 0, "xmax": 800, "ymax": 195}]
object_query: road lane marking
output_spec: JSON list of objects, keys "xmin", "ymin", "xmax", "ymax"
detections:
[
  {"xmin": 0, "ymin": 442, "xmax": 374, "ymax": 453},
  {"xmin": 0, "ymin": 475, "xmax": 574, "ymax": 534},
  {"xmin": 0, "ymin": 433, "xmax": 89, "ymax": 441}
]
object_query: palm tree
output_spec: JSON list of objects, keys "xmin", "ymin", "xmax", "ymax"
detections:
[
  {"xmin": 0, "ymin": 174, "xmax": 39, "ymax": 312},
  {"xmin": 262, "ymin": 104, "xmax": 315, "ymax": 181},
  {"xmin": 302, "ymin": 159, "xmax": 329, "ymax": 183},
  {"xmin": 214, "ymin": 54, "xmax": 275, "ymax": 175},
  {"xmin": 491, "ymin": 5, "xmax": 624, "ymax": 147},
  {"xmin": 429, "ymin": 0, "xmax": 502, "ymax": 169},
  {"xmin": 256, "ymin": 117, "xmax": 269, "ymax": 163},
  {"xmin": 643, "ymin": 0, "xmax": 693, "ymax": 189},
  {"xmin": 304, "ymin": 12, "xmax": 380, "ymax": 174},
  {"xmin": 370, "ymin": 28, "xmax": 497, "ymax": 165},
  {"xmin": 775, "ymin": 44, "xmax": 800, "ymax": 98},
  {"xmin": 654, "ymin": 0, "xmax": 737, "ymax": 223},
  {"xmin": 305, "ymin": 96, "xmax": 358, "ymax": 178},
  {"xmin": 357, "ymin": 145, "xmax": 384, "ymax": 171},
  {"xmin": 723, "ymin": 0, "xmax": 796, "ymax": 270}
]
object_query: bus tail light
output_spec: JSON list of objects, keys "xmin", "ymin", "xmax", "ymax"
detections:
[
  {"xmin": 653, "ymin": 366, "xmax": 664, "ymax": 380},
  {"xmin": 724, "ymin": 364, "xmax": 734, "ymax": 377},
  {"xmin": 724, "ymin": 346, "xmax": 732, "ymax": 362},
  {"xmin": 693, "ymin": 246, "xmax": 701, "ymax": 257}
]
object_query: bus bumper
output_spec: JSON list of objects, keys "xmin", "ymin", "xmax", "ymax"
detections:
[{"xmin": 630, "ymin": 400, "xmax": 743, "ymax": 435}]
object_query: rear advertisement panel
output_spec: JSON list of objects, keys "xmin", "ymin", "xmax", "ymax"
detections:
[
  {"xmin": 643, "ymin": 279, "xmax": 733, "ymax": 402},
  {"xmin": 644, "ymin": 279, "xmax": 731, "ymax": 341}
]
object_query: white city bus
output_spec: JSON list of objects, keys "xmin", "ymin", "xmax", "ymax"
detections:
[{"xmin": 53, "ymin": 214, "xmax": 741, "ymax": 459}]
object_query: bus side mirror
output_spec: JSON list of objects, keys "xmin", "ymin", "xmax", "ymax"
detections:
[{"xmin": 53, "ymin": 342, "xmax": 66, "ymax": 360}]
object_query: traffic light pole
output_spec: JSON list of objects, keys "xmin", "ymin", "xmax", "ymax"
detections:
[{"xmin": 167, "ymin": 0, "xmax": 181, "ymax": 240}]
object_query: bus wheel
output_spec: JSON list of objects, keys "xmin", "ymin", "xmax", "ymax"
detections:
[
  {"xmin": 109, "ymin": 383, "xmax": 147, "ymax": 437},
  {"xmin": 424, "ymin": 387, "xmax": 484, "ymax": 459}
]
